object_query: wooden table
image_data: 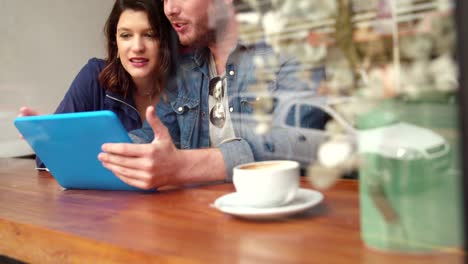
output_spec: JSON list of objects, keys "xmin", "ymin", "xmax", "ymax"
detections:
[{"xmin": 0, "ymin": 158, "xmax": 463, "ymax": 263}]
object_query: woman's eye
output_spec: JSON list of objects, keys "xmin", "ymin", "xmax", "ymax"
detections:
[
  {"xmin": 119, "ymin": 33, "xmax": 131, "ymax": 39},
  {"xmin": 145, "ymin": 32, "xmax": 156, "ymax": 38}
]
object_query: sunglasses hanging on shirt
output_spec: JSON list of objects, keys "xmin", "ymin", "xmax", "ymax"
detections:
[{"xmin": 209, "ymin": 76, "xmax": 226, "ymax": 128}]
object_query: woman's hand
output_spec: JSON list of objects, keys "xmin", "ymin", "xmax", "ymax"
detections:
[
  {"xmin": 17, "ymin": 106, "xmax": 41, "ymax": 139},
  {"xmin": 18, "ymin": 106, "xmax": 40, "ymax": 117}
]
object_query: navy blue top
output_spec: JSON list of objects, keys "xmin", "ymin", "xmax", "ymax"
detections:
[{"xmin": 37, "ymin": 58, "xmax": 142, "ymax": 168}]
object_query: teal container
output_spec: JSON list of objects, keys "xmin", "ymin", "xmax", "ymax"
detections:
[{"xmin": 357, "ymin": 99, "xmax": 463, "ymax": 252}]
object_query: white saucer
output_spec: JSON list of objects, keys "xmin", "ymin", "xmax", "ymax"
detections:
[{"xmin": 212, "ymin": 188, "xmax": 324, "ymax": 220}]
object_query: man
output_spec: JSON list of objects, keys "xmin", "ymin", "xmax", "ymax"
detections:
[{"xmin": 98, "ymin": 0, "xmax": 326, "ymax": 189}]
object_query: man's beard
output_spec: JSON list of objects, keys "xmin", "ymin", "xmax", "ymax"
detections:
[
  {"xmin": 179, "ymin": 4, "xmax": 229, "ymax": 48},
  {"xmin": 182, "ymin": 25, "xmax": 217, "ymax": 48}
]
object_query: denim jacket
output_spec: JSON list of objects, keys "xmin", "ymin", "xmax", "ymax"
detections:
[{"xmin": 130, "ymin": 43, "xmax": 326, "ymax": 181}]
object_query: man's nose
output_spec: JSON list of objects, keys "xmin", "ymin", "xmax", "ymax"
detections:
[{"xmin": 164, "ymin": 0, "xmax": 181, "ymax": 17}]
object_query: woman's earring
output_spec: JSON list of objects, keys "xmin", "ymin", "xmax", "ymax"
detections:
[{"xmin": 116, "ymin": 53, "xmax": 120, "ymax": 60}]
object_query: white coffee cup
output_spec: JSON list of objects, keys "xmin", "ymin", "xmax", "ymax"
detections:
[{"xmin": 232, "ymin": 160, "xmax": 300, "ymax": 208}]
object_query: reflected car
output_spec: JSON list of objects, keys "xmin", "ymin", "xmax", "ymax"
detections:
[
  {"xmin": 231, "ymin": 91, "xmax": 450, "ymax": 172},
  {"xmin": 231, "ymin": 91, "xmax": 337, "ymax": 168}
]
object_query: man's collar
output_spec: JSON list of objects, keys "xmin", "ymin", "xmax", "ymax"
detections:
[
  {"xmin": 193, "ymin": 47, "xmax": 210, "ymax": 68},
  {"xmin": 191, "ymin": 42, "xmax": 251, "ymax": 68}
]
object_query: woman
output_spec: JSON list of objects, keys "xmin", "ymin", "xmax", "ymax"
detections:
[{"xmin": 20, "ymin": 0, "xmax": 175, "ymax": 167}]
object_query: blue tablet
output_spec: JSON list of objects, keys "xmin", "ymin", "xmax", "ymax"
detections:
[{"xmin": 14, "ymin": 111, "xmax": 140, "ymax": 191}]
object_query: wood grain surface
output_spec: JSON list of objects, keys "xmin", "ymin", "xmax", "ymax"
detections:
[{"xmin": 0, "ymin": 158, "xmax": 463, "ymax": 263}]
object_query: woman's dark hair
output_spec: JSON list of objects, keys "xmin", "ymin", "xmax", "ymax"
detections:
[{"xmin": 99, "ymin": 0, "xmax": 174, "ymax": 98}]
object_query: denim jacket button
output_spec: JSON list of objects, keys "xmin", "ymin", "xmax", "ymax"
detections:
[
  {"xmin": 229, "ymin": 107, "xmax": 233, "ymax": 113},
  {"xmin": 229, "ymin": 70, "xmax": 235, "ymax": 76},
  {"xmin": 178, "ymin": 106, "xmax": 183, "ymax": 112}
]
